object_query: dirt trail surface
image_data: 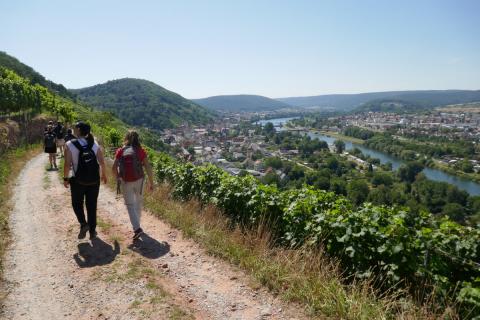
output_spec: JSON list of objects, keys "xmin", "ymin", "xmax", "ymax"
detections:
[{"xmin": 1, "ymin": 153, "xmax": 306, "ymax": 320}]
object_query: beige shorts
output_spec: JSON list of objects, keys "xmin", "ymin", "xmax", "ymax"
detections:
[{"xmin": 56, "ymin": 139, "xmax": 65, "ymax": 147}]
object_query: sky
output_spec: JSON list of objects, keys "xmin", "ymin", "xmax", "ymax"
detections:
[{"xmin": 1, "ymin": 0, "xmax": 479, "ymax": 98}]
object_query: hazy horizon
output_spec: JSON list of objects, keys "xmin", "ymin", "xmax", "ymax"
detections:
[{"xmin": 2, "ymin": 0, "xmax": 479, "ymax": 98}]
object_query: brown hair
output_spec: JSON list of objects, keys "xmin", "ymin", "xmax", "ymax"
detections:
[{"xmin": 124, "ymin": 130, "xmax": 141, "ymax": 148}]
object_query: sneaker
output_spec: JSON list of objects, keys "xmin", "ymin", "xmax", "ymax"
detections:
[
  {"xmin": 78, "ymin": 224, "xmax": 89, "ymax": 239},
  {"xmin": 89, "ymin": 231, "xmax": 98, "ymax": 240},
  {"xmin": 133, "ymin": 228, "xmax": 144, "ymax": 240}
]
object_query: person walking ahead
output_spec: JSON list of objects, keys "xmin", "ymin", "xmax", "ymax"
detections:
[
  {"xmin": 44, "ymin": 125, "xmax": 57, "ymax": 170},
  {"xmin": 112, "ymin": 130, "xmax": 154, "ymax": 240},
  {"xmin": 63, "ymin": 121, "xmax": 108, "ymax": 240}
]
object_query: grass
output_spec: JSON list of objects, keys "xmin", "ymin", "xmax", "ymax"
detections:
[
  {"xmin": 0, "ymin": 144, "xmax": 41, "ymax": 297},
  {"xmin": 313, "ymin": 130, "xmax": 366, "ymax": 145},
  {"xmin": 141, "ymin": 184, "xmax": 454, "ymax": 319}
]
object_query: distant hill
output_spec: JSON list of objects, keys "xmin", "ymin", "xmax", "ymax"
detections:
[
  {"xmin": 193, "ymin": 94, "xmax": 292, "ymax": 112},
  {"xmin": 354, "ymin": 99, "xmax": 428, "ymax": 113},
  {"xmin": 72, "ymin": 78, "xmax": 216, "ymax": 130},
  {"xmin": 0, "ymin": 51, "xmax": 73, "ymax": 98},
  {"xmin": 277, "ymin": 90, "xmax": 480, "ymax": 112}
]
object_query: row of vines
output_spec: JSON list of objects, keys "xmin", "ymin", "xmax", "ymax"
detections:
[
  {"xmin": 153, "ymin": 153, "xmax": 480, "ymax": 318},
  {"xmin": 0, "ymin": 67, "xmax": 75, "ymax": 122}
]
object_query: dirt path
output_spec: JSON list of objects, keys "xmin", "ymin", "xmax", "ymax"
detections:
[{"xmin": 1, "ymin": 153, "xmax": 306, "ymax": 320}]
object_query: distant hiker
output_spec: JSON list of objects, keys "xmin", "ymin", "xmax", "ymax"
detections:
[
  {"xmin": 63, "ymin": 121, "xmax": 108, "ymax": 240},
  {"xmin": 44, "ymin": 125, "xmax": 57, "ymax": 170},
  {"xmin": 44, "ymin": 120, "xmax": 54, "ymax": 134},
  {"xmin": 64, "ymin": 128, "xmax": 76, "ymax": 143},
  {"xmin": 112, "ymin": 130, "xmax": 154, "ymax": 240},
  {"xmin": 54, "ymin": 121, "xmax": 66, "ymax": 157}
]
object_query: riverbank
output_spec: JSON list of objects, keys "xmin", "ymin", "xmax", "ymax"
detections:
[
  {"xmin": 310, "ymin": 130, "xmax": 366, "ymax": 145},
  {"xmin": 433, "ymin": 159, "xmax": 480, "ymax": 184}
]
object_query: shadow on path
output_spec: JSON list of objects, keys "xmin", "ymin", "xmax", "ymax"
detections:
[
  {"xmin": 73, "ymin": 237, "xmax": 120, "ymax": 268},
  {"xmin": 127, "ymin": 233, "xmax": 170, "ymax": 259}
]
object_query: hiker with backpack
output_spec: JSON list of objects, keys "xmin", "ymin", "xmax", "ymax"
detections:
[
  {"xmin": 54, "ymin": 121, "xmax": 66, "ymax": 157},
  {"xmin": 63, "ymin": 121, "xmax": 108, "ymax": 240},
  {"xmin": 44, "ymin": 125, "xmax": 57, "ymax": 170},
  {"xmin": 112, "ymin": 130, "xmax": 154, "ymax": 240},
  {"xmin": 64, "ymin": 128, "xmax": 76, "ymax": 143}
]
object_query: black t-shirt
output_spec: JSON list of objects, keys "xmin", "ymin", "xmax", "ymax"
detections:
[{"xmin": 54, "ymin": 125, "xmax": 65, "ymax": 139}]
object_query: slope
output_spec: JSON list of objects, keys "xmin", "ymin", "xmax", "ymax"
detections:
[
  {"xmin": 72, "ymin": 78, "xmax": 216, "ymax": 130},
  {"xmin": 193, "ymin": 94, "xmax": 292, "ymax": 112},
  {"xmin": 278, "ymin": 90, "xmax": 480, "ymax": 111},
  {"xmin": 0, "ymin": 51, "xmax": 72, "ymax": 98}
]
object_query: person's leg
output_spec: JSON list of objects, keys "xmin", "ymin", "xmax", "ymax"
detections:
[
  {"xmin": 134, "ymin": 179, "xmax": 144, "ymax": 227},
  {"xmin": 48, "ymin": 153, "xmax": 53, "ymax": 168},
  {"xmin": 70, "ymin": 180, "xmax": 87, "ymax": 225},
  {"xmin": 52, "ymin": 153, "xmax": 57, "ymax": 168},
  {"xmin": 122, "ymin": 181, "xmax": 141, "ymax": 231},
  {"xmin": 85, "ymin": 184, "xmax": 100, "ymax": 236}
]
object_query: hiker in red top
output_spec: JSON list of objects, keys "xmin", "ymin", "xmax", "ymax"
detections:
[{"xmin": 112, "ymin": 130, "xmax": 154, "ymax": 240}]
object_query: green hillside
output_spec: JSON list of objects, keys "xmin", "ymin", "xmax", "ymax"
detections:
[
  {"xmin": 72, "ymin": 78, "xmax": 216, "ymax": 130},
  {"xmin": 353, "ymin": 99, "xmax": 428, "ymax": 113},
  {"xmin": 278, "ymin": 90, "xmax": 480, "ymax": 111},
  {"xmin": 0, "ymin": 51, "xmax": 73, "ymax": 98},
  {"xmin": 193, "ymin": 94, "xmax": 292, "ymax": 112}
]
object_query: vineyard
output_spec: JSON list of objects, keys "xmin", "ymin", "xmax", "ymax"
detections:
[
  {"xmin": 154, "ymin": 153, "xmax": 480, "ymax": 317},
  {"xmin": 0, "ymin": 67, "xmax": 75, "ymax": 123}
]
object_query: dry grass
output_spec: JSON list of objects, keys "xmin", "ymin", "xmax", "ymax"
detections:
[
  {"xmin": 142, "ymin": 183, "xmax": 455, "ymax": 320},
  {"xmin": 0, "ymin": 145, "xmax": 41, "ymax": 299}
]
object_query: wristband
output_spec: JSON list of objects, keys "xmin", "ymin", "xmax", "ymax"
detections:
[{"xmin": 63, "ymin": 177, "xmax": 70, "ymax": 182}]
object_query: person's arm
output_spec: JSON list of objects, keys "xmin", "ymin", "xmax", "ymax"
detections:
[
  {"xmin": 96, "ymin": 147, "xmax": 108, "ymax": 184},
  {"xmin": 112, "ymin": 158, "xmax": 119, "ymax": 179},
  {"xmin": 63, "ymin": 146, "xmax": 72, "ymax": 188},
  {"xmin": 143, "ymin": 157, "xmax": 154, "ymax": 191}
]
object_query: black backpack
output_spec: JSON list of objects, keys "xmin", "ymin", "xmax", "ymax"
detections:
[
  {"xmin": 44, "ymin": 133, "xmax": 56, "ymax": 149},
  {"xmin": 55, "ymin": 125, "xmax": 65, "ymax": 139},
  {"xmin": 71, "ymin": 139, "xmax": 100, "ymax": 185}
]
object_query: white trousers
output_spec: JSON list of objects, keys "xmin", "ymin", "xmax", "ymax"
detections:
[{"xmin": 122, "ymin": 178, "xmax": 144, "ymax": 231}]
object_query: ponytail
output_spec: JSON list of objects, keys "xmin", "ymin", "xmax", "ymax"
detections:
[{"xmin": 86, "ymin": 133, "xmax": 95, "ymax": 146}]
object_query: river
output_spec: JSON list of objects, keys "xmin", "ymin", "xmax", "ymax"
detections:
[{"xmin": 256, "ymin": 117, "xmax": 480, "ymax": 195}]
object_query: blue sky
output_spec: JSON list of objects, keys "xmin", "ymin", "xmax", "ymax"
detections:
[{"xmin": 1, "ymin": 0, "xmax": 479, "ymax": 98}]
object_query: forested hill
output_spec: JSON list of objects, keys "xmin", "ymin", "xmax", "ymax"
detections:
[
  {"xmin": 278, "ymin": 90, "xmax": 480, "ymax": 111},
  {"xmin": 193, "ymin": 94, "xmax": 292, "ymax": 112},
  {"xmin": 72, "ymin": 78, "xmax": 216, "ymax": 130},
  {"xmin": 0, "ymin": 51, "xmax": 72, "ymax": 98}
]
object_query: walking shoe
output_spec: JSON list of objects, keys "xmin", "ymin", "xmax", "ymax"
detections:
[
  {"xmin": 133, "ymin": 228, "xmax": 144, "ymax": 240},
  {"xmin": 89, "ymin": 231, "xmax": 98, "ymax": 240},
  {"xmin": 78, "ymin": 224, "xmax": 89, "ymax": 239}
]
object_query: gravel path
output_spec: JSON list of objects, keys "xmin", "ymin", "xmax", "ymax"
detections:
[{"xmin": 1, "ymin": 153, "xmax": 307, "ymax": 320}]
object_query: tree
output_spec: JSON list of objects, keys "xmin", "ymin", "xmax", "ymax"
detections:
[
  {"xmin": 371, "ymin": 172, "xmax": 393, "ymax": 186},
  {"xmin": 262, "ymin": 171, "xmax": 281, "ymax": 186},
  {"xmin": 106, "ymin": 127, "xmax": 121, "ymax": 147},
  {"xmin": 368, "ymin": 185, "xmax": 393, "ymax": 205},
  {"xmin": 264, "ymin": 157, "xmax": 283, "ymax": 169},
  {"xmin": 398, "ymin": 161, "xmax": 424, "ymax": 183},
  {"xmin": 347, "ymin": 180, "xmax": 370, "ymax": 206},
  {"xmin": 441, "ymin": 203, "xmax": 466, "ymax": 223},
  {"xmin": 460, "ymin": 160, "xmax": 474, "ymax": 173},
  {"xmin": 334, "ymin": 140, "xmax": 345, "ymax": 154},
  {"xmin": 263, "ymin": 122, "xmax": 275, "ymax": 136}
]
